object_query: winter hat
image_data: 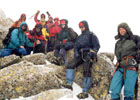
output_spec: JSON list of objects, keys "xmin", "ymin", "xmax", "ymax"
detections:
[
  {"xmin": 41, "ymin": 13, "xmax": 45, "ymax": 18},
  {"xmin": 35, "ymin": 22, "xmax": 42, "ymax": 29},
  {"xmin": 54, "ymin": 17, "xmax": 59, "ymax": 21},
  {"xmin": 79, "ymin": 22, "xmax": 84, "ymax": 27}
]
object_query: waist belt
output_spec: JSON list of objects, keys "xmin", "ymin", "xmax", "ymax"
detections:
[
  {"xmin": 113, "ymin": 56, "xmax": 137, "ymax": 79},
  {"xmin": 121, "ymin": 56, "xmax": 134, "ymax": 66}
]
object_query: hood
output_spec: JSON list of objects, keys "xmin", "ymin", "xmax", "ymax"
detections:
[
  {"xmin": 79, "ymin": 20, "xmax": 90, "ymax": 32},
  {"xmin": 19, "ymin": 22, "xmax": 27, "ymax": 32},
  {"xmin": 115, "ymin": 22, "xmax": 133, "ymax": 40},
  {"xmin": 19, "ymin": 13, "xmax": 26, "ymax": 21},
  {"xmin": 60, "ymin": 19, "xmax": 68, "ymax": 29}
]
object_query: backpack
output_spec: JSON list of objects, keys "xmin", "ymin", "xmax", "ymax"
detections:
[
  {"xmin": 68, "ymin": 28, "xmax": 78, "ymax": 42},
  {"xmin": 2, "ymin": 27, "xmax": 18, "ymax": 47}
]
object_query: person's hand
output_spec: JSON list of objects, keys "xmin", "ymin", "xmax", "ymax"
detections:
[
  {"xmin": 74, "ymin": 52, "xmax": 80, "ymax": 58},
  {"xmin": 20, "ymin": 46, "xmax": 24, "ymax": 48},
  {"xmin": 88, "ymin": 52, "xmax": 95, "ymax": 59},
  {"xmin": 36, "ymin": 10, "xmax": 40, "ymax": 14},
  {"xmin": 63, "ymin": 40, "xmax": 67, "ymax": 44},
  {"xmin": 36, "ymin": 40, "xmax": 41, "ymax": 44}
]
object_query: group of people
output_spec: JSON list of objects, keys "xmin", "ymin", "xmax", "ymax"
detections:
[{"xmin": 0, "ymin": 11, "xmax": 140, "ymax": 100}]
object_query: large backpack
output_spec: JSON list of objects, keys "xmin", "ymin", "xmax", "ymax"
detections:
[
  {"xmin": 68, "ymin": 28, "xmax": 78, "ymax": 42},
  {"xmin": 2, "ymin": 27, "xmax": 18, "ymax": 47}
]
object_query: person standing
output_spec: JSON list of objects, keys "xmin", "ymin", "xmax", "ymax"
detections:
[
  {"xmin": 109, "ymin": 23, "xmax": 140, "ymax": 100},
  {"xmin": 63, "ymin": 20, "xmax": 100, "ymax": 99}
]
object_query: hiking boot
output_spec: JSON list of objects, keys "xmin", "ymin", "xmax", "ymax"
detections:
[
  {"xmin": 77, "ymin": 92, "xmax": 88, "ymax": 99},
  {"xmin": 62, "ymin": 83, "xmax": 73, "ymax": 90}
]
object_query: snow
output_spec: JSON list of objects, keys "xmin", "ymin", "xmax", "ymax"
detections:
[
  {"xmin": 11, "ymin": 82, "xmax": 94, "ymax": 100},
  {"xmin": 58, "ymin": 82, "xmax": 94, "ymax": 100}
]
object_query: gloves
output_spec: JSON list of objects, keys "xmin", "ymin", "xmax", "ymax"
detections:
[
  {"xmin": 83, "ymin": 48, "xmax": 90, "ymax": 52},
  {"xmin": 88, "ymin": 52, "xmax": 95, "ymax": 59},
  {"xmin": 36, "ymin": 10, "xmax": 40, "ymax": 14},
  {"xmin": 63, "ymin": 40, "xmax": 67, "ymax": 44},
  {"xmin": 74, "ymin": 51, "xmax": 80, "ymax": 58}
]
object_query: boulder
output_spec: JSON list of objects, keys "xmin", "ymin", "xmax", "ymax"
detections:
[
  {"xmin": 0, "ymin": 55, "xmax": 20, "ymax": 69},
  {"xmin": 0, "ymin": 61, "xmax": 62, "ymax": 99},
  {"xmin": 22, "ymin": 53, "xmax": 47, "ymax": 65}
]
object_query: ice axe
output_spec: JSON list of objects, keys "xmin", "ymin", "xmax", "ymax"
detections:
[
  {"xmin": 28, "ymin": 14, "xmax": 35, "ymax": 20},
  {"xmin": 46, "ymin": 11, "xmax": 53, "ymax": 19}
]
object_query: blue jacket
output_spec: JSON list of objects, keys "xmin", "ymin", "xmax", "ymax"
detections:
[
  {"xmin": 8, "ymin": 22, "xmax": 33, "ymax": 49},
  {"xmin": 74, "ymin": 21, "xmax": 100, "ymax": 57}
]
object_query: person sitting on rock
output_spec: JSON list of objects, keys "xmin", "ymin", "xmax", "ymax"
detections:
[
  {"xmin": 109, "ymin": 23, "xmax": 140, "ymax": 100},
  {"xmin": 54, "ymin": 19, "xmax": 77, "ymax": 65},
  {"xmin": 32, "ymin": 22, "xmax": 46, "ymax": 54},
  {"xmin": 0, "ymin": 22, "xmax": 34, "ymax": 57},
  {"xmin": 63, "ymin": 20, "xmax": 100, "ymax": 99},
  {"xmin": 34, "ymin": 10, "xmax": 49, "ymax": 52}
]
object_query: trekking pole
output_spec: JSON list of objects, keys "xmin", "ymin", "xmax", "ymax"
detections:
[{"xmin": 28, "ymin": 14, "xmax": 35, "ymax": 20}]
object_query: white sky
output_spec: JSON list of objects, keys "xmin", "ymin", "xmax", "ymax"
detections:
[{"xmin": 0, "ymin": 0, "xmax": 140, "ymax": 53}]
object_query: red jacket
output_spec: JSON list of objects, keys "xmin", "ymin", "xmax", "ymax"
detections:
[{"xmin": 49, "ymin": 21, "xmax": 61, "ymax": 37}]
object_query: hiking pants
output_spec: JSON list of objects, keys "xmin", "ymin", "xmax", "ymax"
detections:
[
  {"xmin": 109, "ymin": 67, "xmax": 138, "ymax": 99},
  {"xmin": 0, "ymin": 48, "xmax": 28, "ymax": 57}
]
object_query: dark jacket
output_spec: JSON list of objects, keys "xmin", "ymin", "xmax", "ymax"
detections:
[
  {"xmin": 56, "ymin": 19, "xmax": 77, "ymax": 50},
  {"xmin": 115, "ymin": 23, "xmax": 140, "ymax": 62},
  {"xmin": 74, "ymin": 21, "xmax": 100, "ymax": 57}
]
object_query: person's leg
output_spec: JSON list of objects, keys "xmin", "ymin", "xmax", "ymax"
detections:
[
  {"xmin": 64, "ymin": 57, "xmax": 83, "ymax": 90},
  {"xmin": 109, "ymin": 68, "xmax": 124, "ymax": 100},
  {"xmin": 25, "ymin": 47, "xmax": 33, "ymax": 55},
  {"xmin": 124, "ymin": 69, "xmax": 138, "ymax": 100},
  {"xmin": 0, "ymin": 48, "xmax": 13, "ymax": 57},
  {"xmin": 77, "ymin": 57, "xmax": 92, "ymax": 99},
  {"xmin": 14, "ymin": 48, "xmax": 27, "ymax": 57}
]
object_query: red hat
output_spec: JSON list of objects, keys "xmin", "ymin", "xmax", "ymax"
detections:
[
  {"xmin": 21, "ymin": 13, "xmax": 26, "ymax": 17},
  {"xmin": 79, "ymin": 22, "xmax": 84, "ymax": 27},
  {"xmin": 60, "ymin": 20, "xmax": 66, "ymax": 24},
  {"xmin": 54, "ymin": 17, "xmax": 59, "ymax": 21}
]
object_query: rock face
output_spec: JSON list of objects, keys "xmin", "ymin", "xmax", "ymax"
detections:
[
  {"xmin": 0, "ymin": 8, "xmax": 14, "ymax": 49},
  {"xmin": 0, "ymin": 61, "xmax": 62, "ymax": 99}
]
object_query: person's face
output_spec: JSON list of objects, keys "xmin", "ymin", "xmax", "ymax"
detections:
[
  {"xmin": 21, "ymin": 16, "xmax": 26, "ymax": 21},
  {"xmin": 61, "ymin": 24, "xmax": 65, "ymax": 28},
  {"xmin": 49, "ymin": 17, "xmax": 53, "ymax": 21},
  {"xmin": 35, "ymin": 27, "xmax": 41, "ymax": 33},
  {"xmin": 21, "ymin": 24, "xmax": 27, "ymax": 32},
  {"xmin": 119, "ymin": 28, "xmax": 126, "ymax": 36},
  {"xmin": 79, "ymin": 26, "xmax": 86, "ymax": 31}
]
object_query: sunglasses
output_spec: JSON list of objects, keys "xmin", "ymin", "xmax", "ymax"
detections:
[
  {"xmin": 61, "ymin": 24, "xmax": 65, "ymax": 25},
  {"xmin": 79, "ymin": 26, "xmax": 85, "ymax": 28}
]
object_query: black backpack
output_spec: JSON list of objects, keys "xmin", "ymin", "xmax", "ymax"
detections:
[
  {"xmin": 2, "ymin": 27, "xmax": 18, "ymax": 47},
  {"xmin": 68, "ymin": 28, "xmax": 78, "ymax": 42}
]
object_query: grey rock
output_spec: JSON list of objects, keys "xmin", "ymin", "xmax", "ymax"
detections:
[
  {"xmin": 0, "ymin": 61, "xmax": 62, "ymax": 99},
  {"xmin": 0, "ymin": 55, "xmax": 20, "ymax": 69},
  {"xmin": 22, "ymin": 53, "xmax": 47, "ymax": 65}
]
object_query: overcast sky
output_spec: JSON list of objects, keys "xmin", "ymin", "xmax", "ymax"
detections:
[{"xmin": 0, "ymin": 0, "xmax": 140, "ymax": 53}]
